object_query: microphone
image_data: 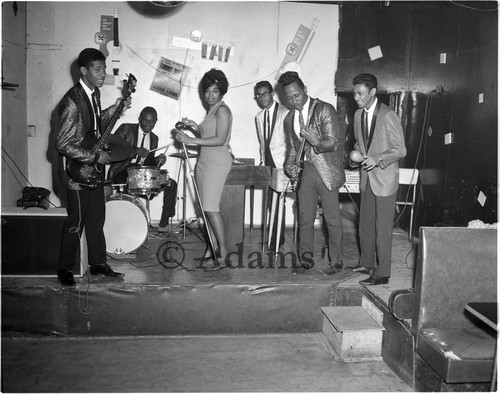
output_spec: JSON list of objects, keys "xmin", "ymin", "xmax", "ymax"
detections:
[{"xmin": 175, "ymin": 121, "xmax": 185, "ymax": 130}]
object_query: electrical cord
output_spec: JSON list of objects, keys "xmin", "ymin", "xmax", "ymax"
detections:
[
  {"xmin": 393, "ymin": 91, "xmax": 433, "ymax": 228},
  {"xmin": 1, "ymin": 146, "xmax": 58, "ymax": 208}
]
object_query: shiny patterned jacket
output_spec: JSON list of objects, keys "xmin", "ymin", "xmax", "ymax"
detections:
[
  {"xmin": 55, "ymin": 83, "xmax": 114, "ymax": 190},
  {"xmin": 283, "ymin": 97, "xmax": 345, "ymax": 191}
]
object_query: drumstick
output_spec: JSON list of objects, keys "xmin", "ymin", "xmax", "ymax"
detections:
[
  {"xmin": 156, "ymin": 146, "xmax": 170, "ymax": 168},
  {"xmin": 150, "ymin": 143, "xmax": 173, "ymax": 153}
]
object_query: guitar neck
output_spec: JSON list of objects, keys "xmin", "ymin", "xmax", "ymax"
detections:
[
  {"xmin": 95, "ymin": 94, "xmax": 128, "ymax": 151},
  {"xmin": 113, "ymin": 17, "xmax": 119, "ymax": 46}
]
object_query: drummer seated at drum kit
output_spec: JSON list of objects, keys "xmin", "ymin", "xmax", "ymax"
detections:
[{"xmin": 106, "ymin": 106, "xmax": 178, "ymax": 233}]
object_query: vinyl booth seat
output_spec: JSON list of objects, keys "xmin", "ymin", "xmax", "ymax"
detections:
[
  {"xmin": 417, "ymin": 327, "xmax": 496, "ymax": 384},
  {"xmin": 412, "ymin": 227, "xmax": 497, "ymax": 390}
]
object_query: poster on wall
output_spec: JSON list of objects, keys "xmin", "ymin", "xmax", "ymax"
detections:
[
  {"xmin": 150, "ymin": 57, "xmax": 190, "ymax": 100},
  {"xmin": 275, "ymin": 18, "xmax": 319, "ymax": 80}
]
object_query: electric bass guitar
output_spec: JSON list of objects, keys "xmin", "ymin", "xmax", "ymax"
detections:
[
  {"xmin": 66, "ymin": 74, "xmax": 137, "ymax": 189},
  {"xmin": 292, "ymin": 100, "xmax": 318, "ymax": 190}
]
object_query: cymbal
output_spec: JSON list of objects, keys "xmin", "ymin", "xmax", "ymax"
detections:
[
  {"xmin": 169, "ymin": 151, "xmax": 199, "ymax": 159},
  {"xmin": 107, "ymin": 134, "xmax": 133, "ymax": 162}
]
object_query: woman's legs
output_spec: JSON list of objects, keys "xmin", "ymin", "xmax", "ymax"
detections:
[{"xmin": 205, "ymin": 210, "xmax": 228, "ymax": 259}]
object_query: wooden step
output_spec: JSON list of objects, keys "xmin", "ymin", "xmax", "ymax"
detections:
[{"xmin": 321, "ymin": 305, "xmax": 385, "ymax": 362}]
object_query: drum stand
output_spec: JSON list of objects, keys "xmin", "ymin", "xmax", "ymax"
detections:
[
  {"xmin": 179, "ymin": 142, "xmax": 219, "ymax": 263},
  {"xmin": 176, "ymin": 152, "xmax": 203, "ymax": 241}
]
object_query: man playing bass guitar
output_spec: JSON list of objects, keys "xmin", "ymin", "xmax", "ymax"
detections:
[
  {"xmin": 278, "ymin": 71, "xmax": 345, "ymax": 276},
  {"xmin": 55, "ymin": 48, "xmax": 131, "ymax": 286}
]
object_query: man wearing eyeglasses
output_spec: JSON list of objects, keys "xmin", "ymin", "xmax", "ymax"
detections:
[
  {"xmin": 107, "ymin": 106, "xmax": 178, "ymax": 233},
  {"xmin": 254, "ymin": 81, "xmax": 289, "ymax": 168},
  {"xmin": 254, "ymin": 81, "xmax": 290, "ymax": 251}
]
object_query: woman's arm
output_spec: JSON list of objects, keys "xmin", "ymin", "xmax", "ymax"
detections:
[{"xmin": 177, "ymin": 106, "xmax": 230, "ymax": 147}]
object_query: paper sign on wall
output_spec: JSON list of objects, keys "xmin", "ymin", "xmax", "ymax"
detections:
[
  {"xmin": 275, "ymin": 18, "xmax": 318, "ymax": 80},
  {"xmin": 150, "ymin": 57, "xmax": 190, "ymax": 100}
]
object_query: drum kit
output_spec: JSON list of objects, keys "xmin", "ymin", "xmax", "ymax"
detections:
[
  {"xmin": 103, "ymin": 123, "xmax": 207, "ymax": 257},
  {"xmin": 103, "ymin": 166, "xmax": 172, "ymax": 255}
]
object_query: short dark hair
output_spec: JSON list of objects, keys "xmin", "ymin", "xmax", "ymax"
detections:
[
  {"xmin": 352, "ymin": 73, "xmax": 378, "ymax": 91},
  {"xmin": 277, "ymin": 71, "xmax": 305, "ymax": 89},
  {"xmin": 140, "ymin": 106, "xmax": 158, "ymax": 118},
  {"xmin": 78, "ymin": 48, "xmax": 106, "ymax": 68},
  {"xmin": 254, "ymin": 80, "xmax": 273, "ymax": 93},
  {"xmin": 201, "ymin": 68, "xmax": 229, "ymax": 96}
]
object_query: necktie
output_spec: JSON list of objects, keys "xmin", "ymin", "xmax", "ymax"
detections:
[
  {"xmin": 264, "ymin": 109, "xmax": 270, "ymax": 143},
  {"xmin": 297, "ymin": 110, "xmax": 306, "ymax": 162},
  {"xmin": 136, "ymin": 133, "xmax": 146, "ymax": 163},
  {"xmin": 91, "ymin": 92, "xmax": 101, "ymax": 138},
  {"xmin": 362, "ymin": 109, "xmax": 369, "ymax": 143},
  {"xmin": 298, "ymin": 110, "xmax": 306, "ymax": 130}
]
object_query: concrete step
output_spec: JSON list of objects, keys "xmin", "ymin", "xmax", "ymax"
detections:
[{"xmin": 321, "ymin": 301, "xmax": 385, "ymax": 362}]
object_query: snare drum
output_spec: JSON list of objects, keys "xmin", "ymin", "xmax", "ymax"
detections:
[
  {"xmin": 127, "ymin": 166, "xmax": 161, "ymax": 195},
  {"xmin": 159, "ymin": 169, "xmax": 171, "ymax": 189},
  {"xmin": 104, "ymin": 194, "xmax": 148, "ymax": 255}
]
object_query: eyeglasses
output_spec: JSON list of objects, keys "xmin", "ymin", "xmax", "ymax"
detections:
[{"xmin": 255, "ymin": 91, "xmax": 272, "ymax": 99}]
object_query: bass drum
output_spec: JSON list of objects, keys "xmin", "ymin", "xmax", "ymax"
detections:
[{"xmin": 104, "ymin": 194, "xmax": 149, "ymax": 255}]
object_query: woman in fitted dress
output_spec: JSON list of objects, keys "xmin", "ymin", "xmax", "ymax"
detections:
[{"xmin": 176, "ymin": 69, "xmax": 232, "ymax": 270}]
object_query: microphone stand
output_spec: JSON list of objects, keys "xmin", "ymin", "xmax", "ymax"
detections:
[{"xmin": 176, "ymin": 125, "xmax": 219, "ymax": 265}]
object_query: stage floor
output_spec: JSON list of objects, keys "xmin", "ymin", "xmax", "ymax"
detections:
[
  {"xmin": 2, "ymin": 207, "xmax": 417, "ymax": 391},
  {"xmin": 2, "ymin": 203, "xmax": 417, "ymax": 307}
]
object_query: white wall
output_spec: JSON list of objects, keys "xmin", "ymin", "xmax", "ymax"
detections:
[
  {"xmin": 2, "ymin": 2, "xmax": 28, "ymax": 208},
  {"xmin": 26, "ymin": 1, "xmax": 339, "ymax": 225}
]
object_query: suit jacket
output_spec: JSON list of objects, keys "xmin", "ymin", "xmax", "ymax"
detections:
[
  {"xmin": 284, "ymin": 97, "xmax": 345, "ymax": 191},
  {"xmin": 255, "ymin": 101, "xmax": 289, "ymax": 168},
  {"xmin": 55, "ymin": 83, "xmax": 114, "ymax": 190},
  {"xmin": 353, "ymin": 101, "xmax": 407, "ymax": 196},
  {"xmin": 107, "ymin": 123, "xmax": 161, "ymax": 182}
]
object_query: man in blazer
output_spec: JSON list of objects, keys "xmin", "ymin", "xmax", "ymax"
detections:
[
  {"xmin": 254, "ymin": 80, "xmax": 289, "ymax": 250},
  {"xmin": 278, "ymin": 71, "xmax": 345, "ymax": 275},
  {"xmin": 254, "ymin": 81, "xmax": 289, "ymax": 168},
  {"xmin": 347, "ymin": 73, "xmax": 407, "ymax": 285},
  {"xmin": 107, "ymin": 106, "xmax": 178, "ymax": 232},
  {"xmin": 55, "ymin": 48, "xmax": 128, "ymax": 286}
]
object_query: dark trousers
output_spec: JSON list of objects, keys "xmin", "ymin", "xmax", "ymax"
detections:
[
  {"xmin": 58, "ymin": 184, "xmax": 107, "ymax": 272},
  {"xmin": 297, "ymin": 162, "xmax": 343, "ymax": 265},
  {"xmin": 359, "ymin": 179, "xmax": 397, "ymax": 277},
  {"xmin": 159, "ymin": 180, "xmax": 178, "ymax": 227}
]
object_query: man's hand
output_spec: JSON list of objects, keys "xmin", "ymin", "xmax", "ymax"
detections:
[
  {"xmin": 287, "ymin": 164, "xmax": 300, "ymax": 182},
  {"xmin": 300, "ymin": 126, "xmax": 320, "ymax": 147},
  {"xmin": 156, "ymin": 154, "xmax": 166, "ymax": 167},
  {"xmin": 97, "ymin": 150, "xmax": 111, "ymax": 164},
  {"xmin": 135, "ymin": 147, "xmax": 149, "ymax": 158},
  {"xmin": 361, "ymin": 156, "xmax": 378, "ymax": 171},
  {"xmin": 348, "ymin": 159, "xmax": 361, "ymax": 169},
  {"xmin": 115, "ymin": 97, "xmax": 132, "ymax": 114}
]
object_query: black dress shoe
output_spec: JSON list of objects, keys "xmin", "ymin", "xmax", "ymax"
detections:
[
  {"xmin": 359, "ymin": 274, "xmax": 389, "ymax": 286},
  {"xmin": 291, "ymin": 263, "xmax": 312, "ymax": 275},
  {"xmin": 202, "ymin": 260, "xmax": 224, "ymax": 272},
  {"xmin": 90, "ymin": 263, "xmax": 125, "ymax": 277},
  {"xmin": 194, "ymin": 248, "xmax": 220, "ymax": 262},
  {"xmin": 345, "ymin": 265, "xmax": 373, "ymax": 275},
  {"xmin": 57, "ymin": 269, "xmax": 76, "ymax": 286},
  {"xmin": 323, "ymin": 261, "xmax": 344, "ymax": 276}
]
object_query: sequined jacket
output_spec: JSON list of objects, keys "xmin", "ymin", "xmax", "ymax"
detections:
[
  {"xmin": 55, "ymin": 83, "xmax": 114, "ymax": 190},
  {"xmin": 283, "ymin": 97, "xmax": 345, "ymax": 191}
]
